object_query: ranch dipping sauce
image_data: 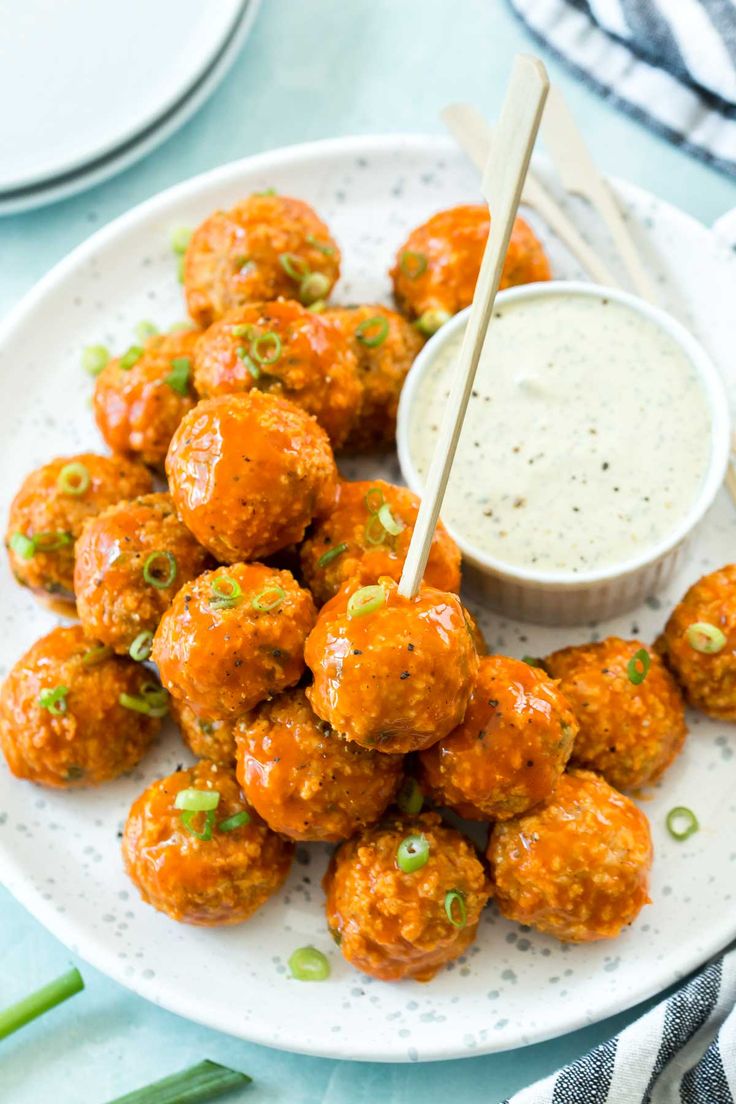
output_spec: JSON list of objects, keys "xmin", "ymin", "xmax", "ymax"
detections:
[{"xmin": 407, "ymin": 290, "xmax": 713, "ymax": 575}]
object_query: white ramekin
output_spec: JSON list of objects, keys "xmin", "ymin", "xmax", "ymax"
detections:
[{"xmin": 397, "ymin": 281, "xmax": 732, "ymax": 625}]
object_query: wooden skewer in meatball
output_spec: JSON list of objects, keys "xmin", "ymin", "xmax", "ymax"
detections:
[
  {"xmin": 192, "ymin": 299, "xmax": 362, "ymax": 449},
  {"xmin": 0, "ymin": 625, "xmax": 164, "ymax": 788},
  {"xmin": 166, "ymin": 391, "xmax": 338, "ymax": 563},
  {"xmin": 93, "ymin": 326, "xmax": 200, "ymax": 468},
  {"xmin": 183, "ymin": 193, "xmax": 341, "ymax": 327},
  {"xmin": 123, "ymin": 759, "xmax": 294, "ymax": 925},
  {"xmin": 5, "ymin": 452, "xmax": 153, "ymax": 603}
]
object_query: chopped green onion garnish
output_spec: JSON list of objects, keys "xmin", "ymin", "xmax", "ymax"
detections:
[
  {"xmin": 364, "ymin": 487, "xmax": 385, "ymax": 515},
  {"xmin": 57, "ymin": 461, "xmax": 90, "ymax": 496},
  {"xmin": 104, "ymin": 1059, "xmax": 251, "ymax": 1104},
  {"xmin": 444, "ymin": 889, "xmax": 467, "ymax": 929},
  {"xmin": 33, "ymin": 530, "xmax": 73, "ymax": 553},
  {"xmin": 251, "ymin": 584, "xmax": 286, "ymax": 612},
  {"xmin": 119, "ymin": 682, "xmax": 169, "ymax": 718},
  {"xmin": 180, "ymin": 808, "xmax": 216, "ymax": 841},
  {"xmin": 134, "ymin": 320, "xmax": 158, "ymax": 341},
  {"xmin": 397, "ymin": 777, "xmax": 423, "ymax": 815},
  {"xmin": 666, "ymin": 806, "xmax": 699, "ymax": 841},
  {"xmin": 231, "ymin": 323, "xmax": 255, "ymax": 339},
  {"xmin": 142, "ymin": 550, "xmax": 177, "ymax": 589},
  {"xmin": 299, "ymin": 271, "xmax": 331, "ymax": 306},
  {"xmin": 377, "ymin": 502, "xmax": 404, "ymax": 536},
  {"xmin": 308, "ymin": 299, "xmax": 327, "ymax": 313},
  {"xmin": 119, "ymin": 345, "xmax": 144, "ymax": 371},
  {"xmin": 627, "ymin": 648, "xmax": 651, "ymax": 685},
  {"xmin": 129, "ymin": 631, "xmax": 153, "ymax": 663},
  {"xmin": 521, "ymin": 655, "xmax": 544, "ymax": 668},
  {"xmin": 306, "ymin": 234, "xmax": 335, "ymax": 255},
  {"xmin": 237, "ymin": 346, "xmax": 260, "ymax": 379},
  {"xmin": 82, "ymin": 644, "xmax": 114, "ymax": 667},
  {"xmin": 9, "ymin": 532, "xmax": 35, "ymax": 559},
  {"xmin": 347, "ymin": 584, "xmax": 386, "ymax": 619},
  {"xmin": 317, "ymin": 542, "xmax": 349, "ymax": 568},
  {"xmin": 210, "ymin": 575, "xmax": 242, "ymax": 609},
  {"xmin": 686, "ymin": 622, "xmax": 727, "ymax": 654},
  {"xmin": 415, "ymin": 308, "xmax": 451, "ymax": 336},
  {"xmin": 399, "ymin": 250, "xmax": 428, "ymax": 279},
  {"xmin": 0, "ymin": 967, "xmax": 84, "ymax": 1041},
  {"xmin": 81, "ymin": 344, "xmax": 109, "ymax": 377},
  {"xmin": 165, "ymin": 357, "xmax": 191, "ymax": 395},
  {"xmin": 177, "ymin": 255, "xmax": 185, "ymax": 284},
  {"xmin": 255, "ymin": 187, "xmax": 277, "ymax": 196},
  {"xmin": 174, "ymin": 788, "xmax": 221, "ymax": 812},
  {"xmin": 278, "ymin": 252, "xmax": 310, "ymax": 281},
  {"xmin": 250, "ymin": 332, "xmax": 282, "ymax": 366},
  {"xmin": 396, "ymin": 833, "xmax": 429, "ymax": 873},
  {"xmin": 38, "ymin": 686, "xmax": 69, "ymax": 716},
  {"xmin": 170, "ymin": 226, "xmax": 192, "ymax": 255},
  {"xmin": 364, "ymin": 514, "xmax": 386, "ymax": 546},
  {"xmin": 288, "ymin": 946, "xmax": 330, "ymax": 982},
  {"xmin": 355, "ymin": 315, "xmax": 389, "ymax": 348},
  {"xmin": 218, "ymin": 810, "xmax": 251, "ymax": 833}
]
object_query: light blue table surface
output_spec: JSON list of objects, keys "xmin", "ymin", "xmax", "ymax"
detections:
[{"xmin": 1, "ymin": 2, "xmax": 734, "ymax": 1101}]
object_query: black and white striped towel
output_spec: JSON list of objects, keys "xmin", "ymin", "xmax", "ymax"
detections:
[
  {"xmin": 505, "ymin": 944, "xmax": 736, "ymax": 1103},
  {"xmin": 507, "ymin": 0, "xmax": 736, "ymax": 177}
]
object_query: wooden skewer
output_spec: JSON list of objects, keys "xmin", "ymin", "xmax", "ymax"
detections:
[
  {"xmin": 441, "ymin": 102, "xmax": 623, "ymax": 289},
  {"xmin": 399, "ymin": 55, "xmax": 549, "ymax": 598},
  {"xmin": 541, "ymin": 85, "xmax": 660, "ymax": 305}
]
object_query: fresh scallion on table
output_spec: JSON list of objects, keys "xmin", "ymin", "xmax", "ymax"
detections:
[
  {"xmin": 103, "ymin": 1059, "xmax": 251, "ymax": 1104},
  {"xmin": 0, "ymin": 966, "xmax": 84, "ymax": 1039}
]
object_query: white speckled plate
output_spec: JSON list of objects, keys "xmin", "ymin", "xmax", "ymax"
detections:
[{"xmin": 0, "ymin": 136, "xmax": 735, "ymax": 1063}]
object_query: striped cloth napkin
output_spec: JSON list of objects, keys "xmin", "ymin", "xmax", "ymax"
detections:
[
  {"xmin": 505, "ymin": 945, "xmax": 736, "ymax": 1103},
  {"xmin": 506, "ymin": 0, "xmax": 736, "ymax": 176}
]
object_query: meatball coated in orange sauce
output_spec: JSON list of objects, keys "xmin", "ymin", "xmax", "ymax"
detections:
[
  {"xmin": 657, "ymin": 565, "xmax": 736, "ymax": 720},
  {"xmin": 546, "ymin": 637, "xmax": 687, "ymax": 792},
  {"xmin": 192, "ymin": 300, "xmax": 362, "ymax": 450},
  {"xmin": 5, "ymin": 453, "xmax": 152, "ymax": 602},
  {"xmin": 419, "ymin": 655, "xmax": 576, "ymax": 821},
  {"xmin": 93, "ymin": 329, "xmax": 200, "ymax": 468},
  {"xmin": 170, "ymin": 698, "xmax": 236, "ymax": 764},
  {"xmin": 0, "ymin": 625, "xmax": 161, "ymax": 788},
  {"xmin": 235, "ymin": 688, "xmax": 403, "ymax": 842},
  {"xmin": 488, "ymin": 770, "xmax": 653, "ymax": 943},
  {"xmin": 305, "ymin": 577, "xmax": 478, "ymax": 753},
  {"xmin": 74, "ymin": 493, "xmax": 210, "ymax": 656},
  {"xmin": 391, "ymin": 205, "xmax": 550, "ymax": 322},
  {"xmin": 299, "ymin": 480, "xmax": 461, "ymax": 605},
  {"xmin": 324, "ymin": 812, "xmax": 490, "ymax": 981},
  {"xmin": 323, "ymin": 305, "xmax": 424, "ymax": 450},
  {"xmin": 123, "ymin": 759, "xmax": 294, "ymax": 925},
  {"xmin": 184, "ymin": 193, "xmax": 341, "ymax": 327},
  {"xmin": 153, "ymin": 563, "xmax": 316, "ymax": 720},
  {"xmin": 166, "ymin": 391, "xmax": 338, "ymax": 563}
]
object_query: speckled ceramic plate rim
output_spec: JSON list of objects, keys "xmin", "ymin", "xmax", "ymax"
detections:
[{"xmin": 0, "ymin": 134, "xmax": 735, "ymax": 1062}]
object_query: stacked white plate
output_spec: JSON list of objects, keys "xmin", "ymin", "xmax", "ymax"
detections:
[{"xmin": 0, "ymin": 0, "xmax": 260, "ymax": 214}]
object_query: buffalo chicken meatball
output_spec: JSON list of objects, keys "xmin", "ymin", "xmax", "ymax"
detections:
[
  {"xmin": 153, "ymin": 563, "xmax": 316, "ymax": 720},
  {"xmin": 419, "ymin": 655, "xmax": 577, "ymax": 820},
  {"xmin": 6, "ymin": 453, "xmax": 152, "ymax": 602},
  {"xmin": 235, "ymin": 688, "xmax": 403, "ymax": 842},
  {"xmin": 166, "ymin": 391, "xmax": 338, "ymax": 563},
  {"xmin": 170, "ymin": 698, "xmax": 236, "ymax": 763},
  {"xmin": 305, "ymin": 577, "xmax": 478, "ymax": 753},
  {"xmin": 123, "ymin": 759, "xmax": 293, "ymax": 925},
  {"xmin": 323, "ymin": 305, "xmax": 424, "ymax": 450},
  {"xmin": 74, "ymin": 493, "xmax": 210, "ymax": 656},
  {"xmin": 324, "ymin": 812, "xmax": 490, "ymax": 981},
  {"xmin": 299, "ymin": 480, "xmax": 461, "ymax": 605},
  {"xmin": 391, "ymin": 204, "xmax": 550, "ymax": 325},
  {"xmin": 93, "ymin": 328, "xmax": 200, "ymax": 468},
  {"xmin": 657, "ymin": 565, "xmax": 736, "ymax": 720},
  {"xmin": 488, "ymin": 770, "xmax": 653, "ymax": 943},
  {"xmin": 0, "ymin": 625, "xmax": 162, "ymax": 788},
  {"xmin": 183, "ymin": 193, "xmax": 341, "ymax": 327},
  {"xmin": 546, "ymin": 637, "xmax": 687, "ymax": 791},
  {"xmin": 192, "ymin": 300, "xmax": 362, "ymax": 449}
]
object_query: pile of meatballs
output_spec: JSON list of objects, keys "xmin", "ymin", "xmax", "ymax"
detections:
[{"xmin": 2, "ymin": 191, "xmax": 732, "ymax": 985}]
